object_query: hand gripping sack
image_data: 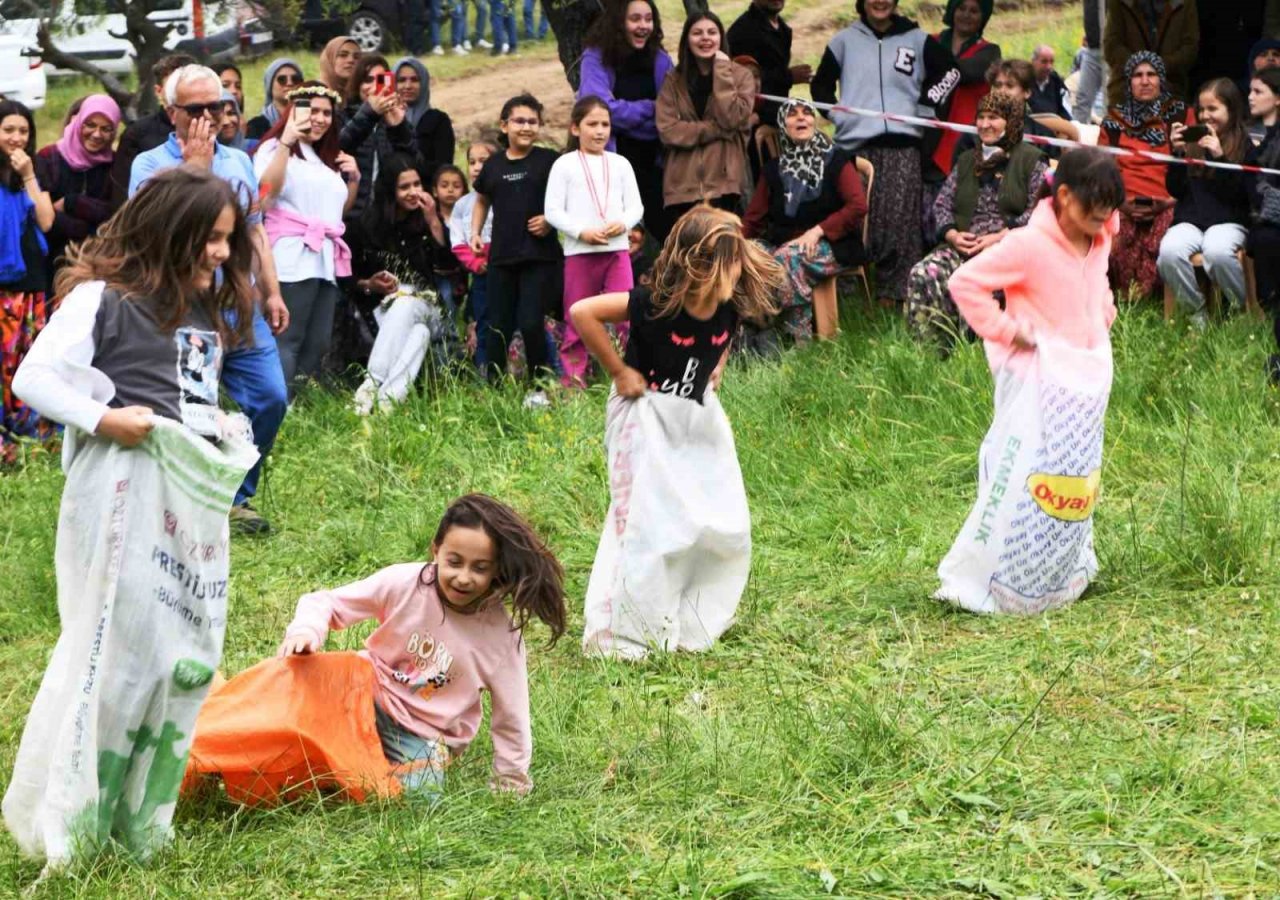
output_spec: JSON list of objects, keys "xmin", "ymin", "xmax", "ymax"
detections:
[
  {"xmin": 2, "ymin": 418, "xmax": 257, "ymax": 864},
  {"xmin": 936, "ymin": 338, "xmax": 1112, "ymax": 615},
  {"xmin": 582, "ymin": 391, "xmax": 751, "ymax": 658}
]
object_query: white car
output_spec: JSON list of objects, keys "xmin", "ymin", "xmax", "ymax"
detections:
[
  {"xmin": 0, "ymin": 0, "xmax": 234, "ymax": 77},
  {"xmin": 0, "ymin": 32, "xmax": 45, "ymax": 109}
]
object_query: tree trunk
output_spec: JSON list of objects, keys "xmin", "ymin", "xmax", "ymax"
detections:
[{"xmin": 542, "ymin": 0, "xmax": 603, "ymax": 92}]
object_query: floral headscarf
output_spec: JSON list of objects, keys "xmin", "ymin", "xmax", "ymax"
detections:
[
  {"xmin": 1102, "ymin": 51, "xmax": 1186, "ymax": 146},
  {"xmin": 776, "ymin": 98, "xmax": 836, "ymax": 217},
  {"xmin": 972, "ymin": 91, "xmax": 1024, "ymax": 175}
]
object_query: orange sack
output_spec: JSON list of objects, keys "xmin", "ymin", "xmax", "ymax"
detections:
[{"xmin": 182, "ymin": 651, "xmax": 403, "ymax": 805}]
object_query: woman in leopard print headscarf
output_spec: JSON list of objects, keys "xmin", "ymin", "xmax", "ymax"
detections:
[
  {"xmin": 741, "ymin": 99, "xmax": 870, "ymax": 347},
  {"xmin": 906, "ymin": 91, "xmax": 1049, "ymax": 353}
]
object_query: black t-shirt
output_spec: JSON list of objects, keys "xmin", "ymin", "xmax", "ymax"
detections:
[
  {"xmin": 623, "ymin": 287, "xmax": 738, "ymax": 403},
  {"xmin": 473, "ymin": 146, "xmax": 562, "ymax": 266}
]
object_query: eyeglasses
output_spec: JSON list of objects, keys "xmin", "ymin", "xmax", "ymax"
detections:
[
  {"xmin": 506, "ymin": 117, "xmax": 539, "ymax": 127},
  {"xmin": 275, "ymin": 73, "xmax": 303, "ymax": 86},
  {"xmin": 177, "ymin": 102, "xmax": 223, "ymax": 118}
]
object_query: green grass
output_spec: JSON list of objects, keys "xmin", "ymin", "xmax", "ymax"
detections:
[{"xmin": 3, "ymin": 300, "xmax": 1280, "ymax": 897}]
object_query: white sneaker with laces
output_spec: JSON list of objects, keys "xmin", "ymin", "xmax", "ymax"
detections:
[
  {"xmin": 452, "ymin": 44, "xmax": 469, "ymax": 55},
  {"xmin": 463, "ymin": 39, "xmax": 473, "ymax": 50},
  {"xmin": 477, "ymin": 38, "xmax": 493, "ymax": 48},
  {"xmin": 431, "ymin": 45, "xmax": 445, "ymax": 56}
]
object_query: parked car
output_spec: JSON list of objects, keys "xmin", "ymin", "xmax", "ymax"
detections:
[
  {"xmin": 298, "ymin": 0, "xmax": 403, "ymax": 53},
  {"xmin": 176, "ymin": 14, "xmax": 273, "ymax": 64},
  {"xmin": 0, "ymin": 0, "xmax": 235, "ymax": 77},
  {"xmin": 0, "ymin": 32, "xmax": 46, "ymax": 109}
]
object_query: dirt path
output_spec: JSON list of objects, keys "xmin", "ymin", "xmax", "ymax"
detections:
[{"xmin": 429, "ymin": 4, "xmax": 846, "ymax": 140}]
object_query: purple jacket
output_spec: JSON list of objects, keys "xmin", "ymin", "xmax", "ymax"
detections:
[{"xmin": 578, "ymin": 46, "xmax": 675, "ymax": 149}]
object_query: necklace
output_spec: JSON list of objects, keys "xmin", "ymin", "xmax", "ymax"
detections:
[{"xmin": 577, "ymin": 150, "xmax": 610, "ymax": 223}]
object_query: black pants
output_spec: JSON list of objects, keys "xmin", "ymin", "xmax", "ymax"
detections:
[
  {"xmin": 486, "ymin": 260, "xmax": 557, "ymax": 382},
  {"xmin": 1248, "ymin": 224, "xmax": 1280, "ymax": 347},
  {"xmin": 404, "ymin": 0, "xmax": 428, "ymax": 54}
]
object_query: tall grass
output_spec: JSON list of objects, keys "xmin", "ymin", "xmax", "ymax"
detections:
[{"xmin": 2, "ymin": 300, "xmax": 1279, "ymax": 897}]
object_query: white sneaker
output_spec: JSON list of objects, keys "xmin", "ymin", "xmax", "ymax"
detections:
[
  {"xmin": 452, "ymin": 44, "xmax": 468, "ymax": 55},
  {"xmin": 353, "ymin": 378, "xmax": 376, "ymax": 416},
  {"xmin": 430, "ymin": 45, "xmax": 445, "ymax": 56},
  {"xmin": 477, "ymin": 38, "xmax": 493, "ymax": 49},
  {"xmin": 463, "ymin": 39, "xmax": 473, "ymax": 50},
  {"xmin": 500, "ymin": 42, "xmax": 511, "ymax": 54},
  {"xmin": 522, "ymin": 390, "xmax": 551, "ymax": 410}
]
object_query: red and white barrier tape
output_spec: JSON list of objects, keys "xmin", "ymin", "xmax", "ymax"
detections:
[{"xmin": 758, "ymin": 94, "xmax": 1280, "ymax": 178}]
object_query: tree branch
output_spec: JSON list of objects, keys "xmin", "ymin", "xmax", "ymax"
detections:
[{"xmin": 35, "ymin": 20, "xmax": 135, "ymax": 111}]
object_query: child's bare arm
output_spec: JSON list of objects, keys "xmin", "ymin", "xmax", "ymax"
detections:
[{"xmin": 569, "ymin": 292, "xmax": 646, "ymax": 396}]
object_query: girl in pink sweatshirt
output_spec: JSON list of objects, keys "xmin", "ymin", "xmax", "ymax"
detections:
[
  {"xmin": 189, "ymin": 494, "xmax": 565, "ymax": 801},
  {"xmin": 948, "ymin": 148, "xmax": 1127, "ymax": 370}
]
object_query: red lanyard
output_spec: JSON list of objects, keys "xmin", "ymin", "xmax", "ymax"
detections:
[{"xmin": 577, "ymin": 150, "xmax": 610, "ymax": 222}]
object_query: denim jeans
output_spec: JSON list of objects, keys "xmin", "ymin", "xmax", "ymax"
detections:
[
  {"xmin": 470, "ymin": 0, "xmax": 488, "ymax": 42},
  {"xmin": 489, "ymin": 0, "xmax": 516, "ymax": 49},
  {"xmin": 522, "ymin": 0, "xmax": 547, "ymax": 39},
  {"xmin": 221, "ymin": 310, "xmax": 288, "ymax": 506},
  {"xmin": 431, "ymin": 0, "xmax": 466, "ymax": 48}
]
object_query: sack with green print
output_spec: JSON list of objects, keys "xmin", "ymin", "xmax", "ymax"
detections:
[{"xmin": 2, "ymin": 417, "xmax": 257, "ymax": 864}]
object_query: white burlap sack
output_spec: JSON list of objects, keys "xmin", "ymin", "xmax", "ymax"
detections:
[
  {"xmin": 3, "ymin": 417, "xmax": 257, "ymax": 863},
  {"xmin": 936, "ymin": 338, "xmax": 1112, "ymax": 615},
  {"xmin": 583, "ymin": 391, "xmax": 751, "ymax": 658}
]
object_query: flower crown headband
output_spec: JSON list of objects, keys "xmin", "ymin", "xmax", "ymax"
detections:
[{"xmin": 286, "ymin": 84, "xmax": 343, "ymax": 106}]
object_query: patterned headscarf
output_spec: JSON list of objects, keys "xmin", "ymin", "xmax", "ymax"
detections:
[
  {"xmin": 1102, "ymin": 51, "xmax": 1186, "ymax": 146},
  {"xmin": 972, "ymin": 91, "xmax": 1024, "ymax": 175},
  {"xmin": 776, "ymin": 99, "xmax": 836, "ymax": 216}
]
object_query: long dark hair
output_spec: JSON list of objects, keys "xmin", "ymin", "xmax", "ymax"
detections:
[
  {"xmin": 1189, "ymin": 78, "xmax": 1248, "ymax": 175},
  {"xmin": 55, "ymin": 168, "xmax": 255, "ymax": 348},
  {"xmin": 565, "ymin": 94, "xmax": 610, "ymax": 153},
  {"xmin": 676, "ymin": 12, "xmax": 731, "ymax": 86},
  {"xmin": 361, "ymin": 152, "xmax": 430, "ymax": 244},
  {"xmin": 347, "ymin": 53, "xmax": 391, "ymax": 108},
  {"xmin": 420, "ymin": 494, "xmax": 566, "ymax": 645},
  {"xmin": 585, "ymin": 0, "xmax": 665, "ymax": 69},
  {"xmin": 0, "ymin": 100, "xmax": 36, "ymax": 192},
  {"xmin": 255, "ymin": 81, "xmax": 342, "ymax": 170},
  {"xmin": 1254, "ymin": 68, "xmax": 1280, "ymax": 171}
]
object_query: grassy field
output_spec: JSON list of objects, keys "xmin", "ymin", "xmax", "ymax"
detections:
[{"xmin": 2, "ymin": 298, "xmax": 1279, "ymax": 897}]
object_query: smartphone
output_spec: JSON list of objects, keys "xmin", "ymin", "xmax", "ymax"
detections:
[
  {"xmin": 1181, "ymin": 124, "xmax": 1210, "ymax": 142},
  {"xmin": 375, "ymin": 72, "xmax": 394, "ymax": 94},
  {"xmin": 292, "ymin": 98, "xmax": 311, "ymax": 127}
]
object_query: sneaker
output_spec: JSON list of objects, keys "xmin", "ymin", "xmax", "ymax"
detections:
[
  {"xmin": 452, "ymin": 44, "xmax": 468, "ymax": 55},
  {"xmin": 353, "ymin": 378, "xmax": 376, "ymax": 416},
  {"xmin": 523, "ymin": 390, "xmax": 551, "ymax": 410},
  {"xmin": 477, "ymin": 38, "xmax": 493, "ymax": 48},
  {"xmin": 230, "ymin": 503, "xmax": 271, "ymax": 536},
  {"xmin": 463, "ymin": 39, "xmax": 473, "ymax": 50},
  {"xmin": 431, "ymin": 45, "xmax": 445, "ymax": 56},
  {"xmin": 501, "ymin": 42, "xmax": 511, "ymax": 54}
]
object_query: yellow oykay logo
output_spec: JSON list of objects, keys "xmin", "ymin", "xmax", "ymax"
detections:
[{"xmin": 1027, "ymin": 470, "xmax": 1101, "ymax": 522}]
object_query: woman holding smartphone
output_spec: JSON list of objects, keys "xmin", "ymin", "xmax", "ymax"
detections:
[
  {"xmin": 1100, "ymin": 52, "xmax": 1194, "ymax": 298},
  {"xmin": 339, "ymin": 55, "xmax": 416, "ymax": 220},
  {"xmin": 254, "ymin": 82, "xmax": 360, "ymax": 397}
]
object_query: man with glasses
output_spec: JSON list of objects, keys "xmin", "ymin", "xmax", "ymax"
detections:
[
  {"xmin": 129, "ymin": 65, "xmax": 291, "ymax": 537},
  {"xmin": 109, "ymin": 53, "xmax": 197, "ymax": 211}
]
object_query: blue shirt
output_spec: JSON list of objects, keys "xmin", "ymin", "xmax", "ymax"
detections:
[{"xmin": 128, "ymin": 133, "xmax": 262, "ymax": 225}]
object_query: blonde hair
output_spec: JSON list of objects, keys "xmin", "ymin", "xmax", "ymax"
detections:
[{"xmin": 649, "ymin": 206, "xmax": 782, "ymax": 322}]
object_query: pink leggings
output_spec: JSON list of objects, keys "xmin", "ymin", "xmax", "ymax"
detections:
[{"xmin": 561, "ymin": 250, "xmax": 633, "ymax": 387}]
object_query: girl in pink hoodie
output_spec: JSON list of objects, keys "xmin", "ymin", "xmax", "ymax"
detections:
[
  {"xmin": 188, "ymin": 494, "xmax": 565, "ymax": 800},
  {"xmin": 948, "ymin": 148, "xmax": 1127, "ymax": 371}
]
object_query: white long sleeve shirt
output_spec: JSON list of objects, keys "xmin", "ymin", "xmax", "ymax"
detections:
[{"xmin": 543, "ymin": 150, "xmax": 643, "ymax": 256}]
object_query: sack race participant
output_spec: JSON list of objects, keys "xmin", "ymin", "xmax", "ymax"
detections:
[
  {"xmin": 937, "ymin": 148, "xmax": 1124, "ymax": 615},
  {"xmin": 571, "ymin": 207, "xmax": 782, "ymax": 658},
  {"xmin": 184, "ymin": 494, "xmax": 566, "ymax": 803},
  {"xmin": 2, "ymin": 169, "xmax": 259, "ymax": 863}
]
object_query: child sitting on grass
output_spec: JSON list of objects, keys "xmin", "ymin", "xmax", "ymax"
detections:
[
  {"xmin": 186, "ymin": 494, "xmax": 565, "ymax": 800},
  {"xmin": 572, "ymin": 206, "xmax": 782, "ymax": 658}
]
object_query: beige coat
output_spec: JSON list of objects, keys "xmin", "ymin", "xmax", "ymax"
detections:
[{"xmin": 655, "ymin": 58, "xmax": 755, "ymax": 207}]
